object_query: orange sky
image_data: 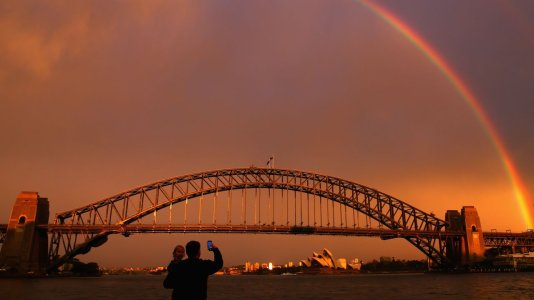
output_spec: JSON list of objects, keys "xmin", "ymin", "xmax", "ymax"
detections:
[{"xmin": 1, "ymin": 0, "xmax": 534, "ymax": 267}]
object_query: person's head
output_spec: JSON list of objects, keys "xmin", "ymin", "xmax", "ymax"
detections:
[
  {"xmin": 186, "ymin": 240, "xmax": 201, "ymax": 258},
  {"xmin": 173, "ymin": 245, "xmax": 185, "ymax": 261}
]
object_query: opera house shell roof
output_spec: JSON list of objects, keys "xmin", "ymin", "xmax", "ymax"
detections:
[{"xmin": 299, "ymin": 248, "xmax": 361, "ymax": 270}]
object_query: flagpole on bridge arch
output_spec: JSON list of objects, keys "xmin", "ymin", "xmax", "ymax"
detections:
[{"xmin": 267, "ymin": 155, "xmax": 274, "ymax": 169}]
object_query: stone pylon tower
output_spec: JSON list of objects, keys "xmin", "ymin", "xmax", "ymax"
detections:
[
  {"xmin": 445, "ymin": 206, "xmax": 485, "ymax": 268},
  {"xmin": 0, "ymin": 192, "xmax": 49, "ymax": 275},
  {"xmin": 461, "ymin": 206, "xmax": 485, "ymax": 264}
]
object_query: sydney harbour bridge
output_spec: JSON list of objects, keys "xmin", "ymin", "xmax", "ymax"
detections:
[{"xmin": 1, "ymin": 167, "xmax": 533, "ymax": 274}]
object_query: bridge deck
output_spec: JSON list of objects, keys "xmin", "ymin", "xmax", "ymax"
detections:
[
  {"xmin": 41, "ymin": 224, "xmax": 463, "ymax": 238},
  {"xmin": 1, "ymin": 224, "xmax": 533, "ymax": 246}
]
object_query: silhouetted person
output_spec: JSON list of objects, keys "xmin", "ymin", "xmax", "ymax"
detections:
[
  {"xmin": 164, "ymin": 245, "xmax": 185, "ymax": 288},
  {"xmin": 164, "ymin": 240, "xmax": 223, "ymax": 300}
]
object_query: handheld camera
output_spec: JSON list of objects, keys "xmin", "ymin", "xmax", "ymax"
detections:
[{"xmin": 207, "ymin": 240, "xmax": 213, "ymax": 251}]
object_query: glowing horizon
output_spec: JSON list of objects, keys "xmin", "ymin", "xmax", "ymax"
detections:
[{"xmin": 359, "ymin": 0, "xmax": 534, "ymax": 229}]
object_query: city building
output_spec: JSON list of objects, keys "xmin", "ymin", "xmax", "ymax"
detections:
[
  {"xmin": 336, "ymin": 258, "xmax": 347, "ymax": 270},
  {"xmin": 493, "ymin": 252, "xmax": 534, "ymax": 270},
  {"xmin": 380, "ymin": 256, "xmax": 393, "ymax": 263},
  {"xmin": 348, "ymin": 258, "xmax": 362, "ymax": 270}
]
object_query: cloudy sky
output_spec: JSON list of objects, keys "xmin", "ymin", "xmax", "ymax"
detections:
[{"xmin": 1, "ymin": 0, "xmax": 534, "ymax": 267}]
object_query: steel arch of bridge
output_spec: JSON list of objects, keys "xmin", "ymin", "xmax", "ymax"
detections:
[{"xmin": 48, "ymin": 167, "xmax": 448, "ymax": 270}]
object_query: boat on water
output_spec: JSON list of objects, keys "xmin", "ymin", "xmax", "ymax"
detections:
[{"xmin": 281, "ymin": 272, "xmax": 297, "ymax": 276}]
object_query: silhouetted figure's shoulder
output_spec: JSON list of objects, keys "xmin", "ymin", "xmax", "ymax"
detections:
[{"xmin": 163, "ymin": 260, "xmax": 181, "ymax": 289}]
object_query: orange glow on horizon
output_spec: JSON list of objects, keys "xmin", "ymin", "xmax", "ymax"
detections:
[{"xmin": 360, "ymin": 0, "xmax": 534, "ymax": 229}]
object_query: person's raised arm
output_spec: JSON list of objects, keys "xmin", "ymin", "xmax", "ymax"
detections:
[{"xmin": 206, "ymin": 244, "xmax": 223, "ymax": 275}]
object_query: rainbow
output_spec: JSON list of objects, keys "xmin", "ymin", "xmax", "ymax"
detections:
[{"xmin": 359, "ymin": 0, "xmax": 534, "ymax": 229}]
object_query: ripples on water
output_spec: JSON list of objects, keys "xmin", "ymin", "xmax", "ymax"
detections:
[{"xmin": 1, "ymin": 273, "xmax": 533, "ymax": 299}]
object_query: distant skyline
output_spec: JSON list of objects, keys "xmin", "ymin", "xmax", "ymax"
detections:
[{"xmin": 2, "ymin": 0, "xmax": 534, "ymax": 267}]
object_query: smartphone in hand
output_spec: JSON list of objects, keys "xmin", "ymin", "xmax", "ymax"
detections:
[{"xmin": 207, "ymin": 240, "xmax": 213, "ymax": 251}]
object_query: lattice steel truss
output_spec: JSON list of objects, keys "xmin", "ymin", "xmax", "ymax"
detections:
[
  {"xmin": 484, "ymin": 232, "xmax": 534, "ymax": 248},
  {"xmin": 0, "ymin": 232, "xmax": 5, "ymax": 244},
  {"xmin": 48, "ymin": 167, "xmax": 451, "ymax": 271}
]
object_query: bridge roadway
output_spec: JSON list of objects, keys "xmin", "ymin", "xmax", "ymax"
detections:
[
  {"xmin": 42, "ymin": 224, "xmax": 462, "ymax": 238},
  {"xmin": 2, "ymin": 223, "xmax": 533, "ymax": 247}
]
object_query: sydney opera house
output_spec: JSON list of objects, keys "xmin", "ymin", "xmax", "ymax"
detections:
[{"xmin": 299, "ymin": 248, "xmax": 362, "ymax": 271}]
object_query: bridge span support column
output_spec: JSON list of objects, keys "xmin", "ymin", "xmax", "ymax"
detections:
[
  {"xmin": 445, "ymin": 206, "xmax": 485, "ymax": 268},
  {"xmin": 0, "ymin": 192, "xmax": 49, "ymax": 275}
]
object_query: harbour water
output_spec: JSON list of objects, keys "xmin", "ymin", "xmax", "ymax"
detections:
[{"xmin": 1, "ymin": 273, "xmax": 533, "ymax": 299}]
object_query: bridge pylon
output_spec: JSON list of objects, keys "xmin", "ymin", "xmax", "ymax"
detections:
[
  {"xmin": 0, "ymin": 192, "xmax": 49, "ymax": 275},
  {"xmin": 445, "ymin": 206, "xmax": 485, "ymax": 268}
]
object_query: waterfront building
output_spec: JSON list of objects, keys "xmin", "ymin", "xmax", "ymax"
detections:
[
  {"xmin": 380, "ymin": 256, "xmax": 393, "ymax": 263},
  {"xmin": 336, "ymin": 258, "xmax": 347, "ymax": 270},
  {"xmin": 300, "ymin": 249, "xmax": 336, "ymax": 268},
  {"xmin": 299, "ymin": 248, "xmax": 360, "ymax": 270},
  {"xmin": 225, "ymin": 267, "xmax": 240, "ymax": 275},
  {"xmin": 348, "ymin": 258, "xmax": 362, "ymax": 271},
  {"xmin": 493, "ymin": 252, "xmax": 534, "ymax": 270}
]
